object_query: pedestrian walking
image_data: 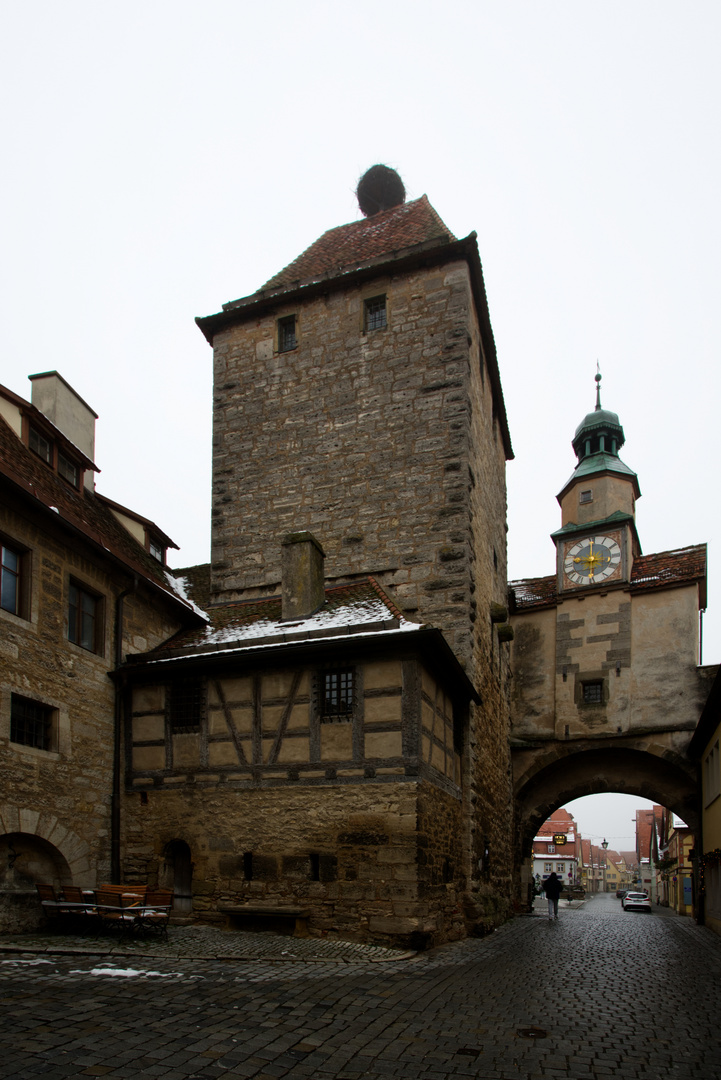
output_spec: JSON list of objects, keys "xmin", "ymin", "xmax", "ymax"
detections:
[{"xmin": 543, "ymin": 872, "xmax": 563, "ymax": 920}]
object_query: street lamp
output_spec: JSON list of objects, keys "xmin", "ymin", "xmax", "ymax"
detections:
[{"xmin": 601, "ymin": 838, "xmax": 609, "ymax": 892}]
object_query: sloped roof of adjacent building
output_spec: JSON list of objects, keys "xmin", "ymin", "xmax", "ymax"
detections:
[
  {"xmin": 509, "ymin": 544, "xmax": 707, "ymax": 612},
  {"xmin": 260, "ymin": 196, "xmax": 455, "ymax": 290},
  {"xmin": 122, "ymin": 576, "xmax": 481, "ymax": 704},
  {"xmin": 128, "ymin": 577, "xmax": 414, "ymax": 660},
  {"xmin": 0, "ymin": 406, "xmax": 202, "ymax": 622}
]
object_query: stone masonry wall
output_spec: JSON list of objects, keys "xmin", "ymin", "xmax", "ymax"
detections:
[
  {"xmin": 0, "ymin": 500, "xmax": 183, "ymax": 918},
  {"xmin": 121, "ymin": 781, "xmax": 428, "ymax": 947},
  {"xmin": 211, "ymin": 261, "xmax": 502, "ymax": 666},
  {"xmin": 209, "ymin": 254, "xmax": 514, "ymax": 935}
]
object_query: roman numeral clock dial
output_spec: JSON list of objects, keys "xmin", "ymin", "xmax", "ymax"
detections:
[{"xmin": 563, "ymin": 535, "xmax": 621, "ymax": 586}]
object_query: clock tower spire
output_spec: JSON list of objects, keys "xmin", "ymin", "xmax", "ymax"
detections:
[{"xmin": 553, "ymin": 371, "xmax": 641, "ymax": 592}]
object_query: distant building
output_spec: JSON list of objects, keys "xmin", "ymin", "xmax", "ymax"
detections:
[{"xmin": 532, "ymin": 808, "xmax": 579, "ymax": 888}]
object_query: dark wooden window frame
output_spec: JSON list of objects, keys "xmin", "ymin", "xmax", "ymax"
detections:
[
  {"xmin": 68, "ymin": 579, "xmax": 104, "ymax": 654},
  {"xmin": 1, "ymin": 538, "xmax": 30, "ymax": 619}
]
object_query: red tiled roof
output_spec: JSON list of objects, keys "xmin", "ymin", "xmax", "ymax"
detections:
[
  {"xmin": 0, "ymin": 412, "xmax": 198, "ymax": 618},
  {"xmin": 508, "ymin": 575, "xmax": 558, "ymax": 611},
  {"xmin": 260, "ymin": 197, "xmax": 455, "ymax": 292},
  {"xmin": 631, "ymin": 546, "xmax": 706, "ymax": 597},
  {"xmin": 510, "ymin": 544, "xmax": 706, "ymax": 612}
]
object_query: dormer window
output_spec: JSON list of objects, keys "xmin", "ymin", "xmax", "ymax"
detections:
[
  {"xmin": 149, "ymin": 536, "xmax": 165, "ymax": 563},
  {"xmin": 29, "ymin": 426, "xmax": 53, "ymax": 464},
  {"xmin": 58, "ymin": 451, "xmax": 80, "ymax": 489}
]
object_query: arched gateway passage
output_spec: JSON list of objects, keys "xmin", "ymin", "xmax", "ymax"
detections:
[{"xmin": 512, "ymin": 740, "xmax": 699, "ymax": 907}]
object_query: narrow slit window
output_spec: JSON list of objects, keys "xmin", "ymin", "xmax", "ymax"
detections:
[
  {"xmin": 278, "ymin": 315, "xmax": 297, "ymax": 352},
  {"xmin": 1, "ymin": 543, "xmax": 21, "ymax": 615}
]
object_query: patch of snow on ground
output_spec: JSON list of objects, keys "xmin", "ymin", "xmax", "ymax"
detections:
[{"xmin": 69, "ymin": 966, "xmax": 184, "ymax": 978}]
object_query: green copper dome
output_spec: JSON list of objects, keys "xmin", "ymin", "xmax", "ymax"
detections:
[
  {"xmin": 559, "ymin": 371, "xmax": 640, "ymax": 499},
  {"xmin": 572, "ymin": 373, "xmax": 625, "ymax": 460}
]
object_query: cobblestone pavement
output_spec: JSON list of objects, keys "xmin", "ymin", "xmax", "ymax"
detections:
[{"xmin": 2, "ymin": 893, "xmax": 720, "ymax": 1080}]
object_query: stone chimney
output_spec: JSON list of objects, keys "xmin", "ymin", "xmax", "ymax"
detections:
[
  {"xmin": 281, "ymin": 532, "xmax": 325, "ymax": 620},
  {"xmin": 29, "ymin": 371, "xmax": 98, "ymax": 490}
]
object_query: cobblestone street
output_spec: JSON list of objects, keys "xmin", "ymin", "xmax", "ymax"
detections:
[{"xmin": 2, "ymin": 893, "xmax": 720, "ymax": 1080}]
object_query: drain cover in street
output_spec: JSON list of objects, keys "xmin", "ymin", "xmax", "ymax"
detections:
[{"xmin": 517, "ymin": 1027, "xmax": 547, "ymax": 1039}]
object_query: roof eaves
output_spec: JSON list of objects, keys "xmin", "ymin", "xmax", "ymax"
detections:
[{"xmin": 196, "ymin": 232, "xmax": 513, "ymax": 461}]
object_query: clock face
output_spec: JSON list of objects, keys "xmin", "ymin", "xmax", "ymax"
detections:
[{"xmin": 564, "ymin": 534, "xmax": 622, "ymax": 585}]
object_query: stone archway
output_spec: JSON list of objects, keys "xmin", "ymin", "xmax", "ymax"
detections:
[
  {"xmin": 0, "ymin": 804, "xmax": 93, "ymax": 887},
  {"xmin": 0, "ymin": 831, "xmax": 73, "ymax": 932},
  {"xmin": 512, "ymin": 743, "xmax": 699, "ymax": 909}
]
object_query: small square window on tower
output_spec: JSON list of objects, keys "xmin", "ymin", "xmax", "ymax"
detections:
[
  {"xmin": 278, "ymin": 315, "xmax": 297, "ymax": 352},
  {"xmin": 364, "ymin": 295, "xmax": 387, "ymax": 332},
  {"xmin": 579, "ymin": 489, "xmax": 593, "ymax": 504}
]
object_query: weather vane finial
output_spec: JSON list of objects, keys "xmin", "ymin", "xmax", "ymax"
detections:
[{"xmin": 595, "ymin": 361, "xmax": 602, "ymax": 411}]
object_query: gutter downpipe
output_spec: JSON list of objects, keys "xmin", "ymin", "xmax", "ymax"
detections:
[{"xmin": 112, "ymin": 581, "xmax": 136, "ymax": 884}]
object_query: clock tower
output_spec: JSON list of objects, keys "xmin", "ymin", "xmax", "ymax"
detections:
[{"xmin": 553, "ymin": 372, "xmax": 641, "ymax": 594}]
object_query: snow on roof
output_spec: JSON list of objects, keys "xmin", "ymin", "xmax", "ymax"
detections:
[{"xmin": 137, "ymin": 578, "xmax": 419, "ymax": 661}]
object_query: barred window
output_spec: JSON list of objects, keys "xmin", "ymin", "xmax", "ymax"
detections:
[
  {"xmin": 168, "ymin": 678, "xmax": 204, "ymax": 732},
  {"xmin": 364, "ymin": 295, "xmax": 386, "ymax": 332},
  {"xmin": 11, "ymin": 694, "xmax": 56, "ymax": 751},
  {"xmin": 320, "ymin": 669, "xmax": 354, "ymax": 721},
  {"xmin": 278, "ymin": 315, "xmax": 297, "ymax": 352},
  {"xmin": 582, "ymin": 681, "xmax": 603, "ymax": 704}
]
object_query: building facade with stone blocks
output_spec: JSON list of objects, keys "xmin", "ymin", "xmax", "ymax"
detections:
[
  {"xmin": 509, "ymin": 378, "xmax": 712, "ymax": 908},
  {"xmin": 689, "ymin": 665, "xmax": 721, "ymax": 936},
  {"xmin": 122, "ymin": 179, "xmax": 518, "ymax": 944},
  {"xmin": 119, "ymin": 562, "xmax": 478, "ymax": 947},
  {"xmin": 0, "ymin": 373, "xmax": 202, "ymax": 931}
]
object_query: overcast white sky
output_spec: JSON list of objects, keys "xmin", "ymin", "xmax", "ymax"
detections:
[{"xmin": 1, "ymin": 1, "xmax": 718, "ymax": 699}]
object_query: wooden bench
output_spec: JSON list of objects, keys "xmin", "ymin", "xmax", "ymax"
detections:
[{"xmin": 218, "ymin": 904, "xmax": 310, "ymax": 938}]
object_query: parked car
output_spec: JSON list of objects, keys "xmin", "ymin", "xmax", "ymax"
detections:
[
  {"xmin": 622, "ymin": 891, "xmax": 652, "ymax": 913},
  {"xmin": 616, "ymin": 889, "xmax": 628, "ymax": 899}
]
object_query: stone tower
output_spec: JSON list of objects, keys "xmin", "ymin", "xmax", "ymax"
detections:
[{"xmin": 196, "ymin": 168, "xmax": 517, "ymax": 928}]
